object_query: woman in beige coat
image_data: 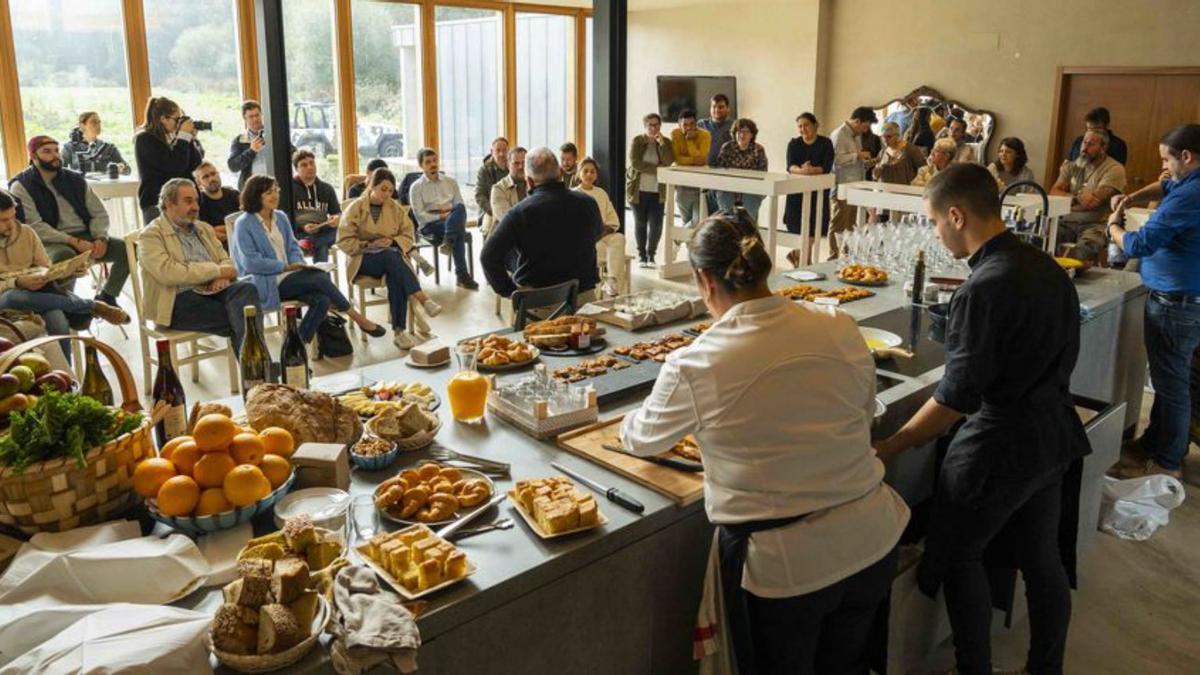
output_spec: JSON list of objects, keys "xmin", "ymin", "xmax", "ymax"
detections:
[{"xmin": 337, "ymin": 169, "xmax": 442, "ymax": 350}]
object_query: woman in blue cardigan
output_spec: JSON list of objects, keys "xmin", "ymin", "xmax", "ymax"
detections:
[{"xmin": 231, "ymin": 175, "xmax": 386, "ymax": 343}]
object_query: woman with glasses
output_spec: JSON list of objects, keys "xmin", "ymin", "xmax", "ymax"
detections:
[
  {"xmin": 134, "ymin": 97, "xmax": 204, "ymax": 223},
  {"xmin": 621, "ymin": 210, "xmax": 909, "ymax": 675},
  {"xmin": 714, "ymin": 118, "xmax": 769, "ymax": 221},
  {"xmin": 231, "ymin": 175, "xmax": 385, "ymax": 345}
]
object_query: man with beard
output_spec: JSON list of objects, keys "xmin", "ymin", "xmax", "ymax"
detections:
[
  {"xmin": 1051, "ymin": 129, "xmax": 1126, "ymax": 262},
  {"xmin": 193, "ymin": 160, "xmax": 240, "ymax": 246},
  {"xmin": 8, "ymin": 135, "xmax": 129, "ymax": 306}
]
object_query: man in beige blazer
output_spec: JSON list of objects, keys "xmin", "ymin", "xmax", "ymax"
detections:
[{"xmin": 137, "ymin": 178, "xmax": 261, "ymax": 352}]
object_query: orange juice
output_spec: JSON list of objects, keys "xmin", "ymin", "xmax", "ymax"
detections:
[{"xmin": 448, "ymin": 370, "xmax": 489, "ymax": 423}]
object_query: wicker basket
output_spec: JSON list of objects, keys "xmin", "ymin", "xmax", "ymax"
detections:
[{"xmin": 0, "ymin": 335, "xmax": 150, "ymax": 535}]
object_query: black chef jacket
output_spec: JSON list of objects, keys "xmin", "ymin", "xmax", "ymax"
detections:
[{"xmin": 933, "ymin": 230, "xmax": 1090, "ymax": 505}]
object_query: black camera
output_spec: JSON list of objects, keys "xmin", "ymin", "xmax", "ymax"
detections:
[{"xmin": 192, "ymin": 120, "xmax": 213, "ymax": 131}]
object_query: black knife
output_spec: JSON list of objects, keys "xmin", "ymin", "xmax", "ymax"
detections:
[
  {"xmin": 551, "ymin": 462, "xmax": 645, "ymax": 514},
  {"xmin": 600, "ymin": 443, "xmax": 703, "ymax": 473}
]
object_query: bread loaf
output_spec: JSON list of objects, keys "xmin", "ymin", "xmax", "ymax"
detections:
[
  {"xmin": 245, "ymin": 384, "xmax": 362, "ymax": 445},
  {"xmin": 257, "ymin": 604, "xmax": 303, "ymax": 654},
  {"xmin": 212, "ymin": 604, "xmax": 258, "ymax": 655}
]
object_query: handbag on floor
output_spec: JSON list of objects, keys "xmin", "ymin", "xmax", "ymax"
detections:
[{"xmin": 315, "ymin": 314, "xmax": 353, "ymax": 359}]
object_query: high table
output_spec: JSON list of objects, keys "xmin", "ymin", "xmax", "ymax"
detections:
[
  {"xmin": 177, "ymin": 264, "xmax": 1143, "ymax": 674},
  {"xmin": 656, "ymin": 166, "xmax": 835, "ymax": 277},
  {"xmin": 837, "ymin": 181, "xmax": 1073, "ymax": 254},
  {"xmin": 87, "ymin": 175, "xmax": 141, "ymax": 237}
]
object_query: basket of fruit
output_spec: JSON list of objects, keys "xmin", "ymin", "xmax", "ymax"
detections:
[
  {"xmin": 137, "ymin": 413, "xmax": 299, "ymax": 536},
  {"xmin": 0, "ymin": 335, "xmax": 150, "ymax": 535}
]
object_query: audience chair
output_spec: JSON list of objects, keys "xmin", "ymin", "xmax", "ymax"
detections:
[
  {"xmin": 124, "ymin": 231, "xmax": 240, "ymax": 394},
  {"xmin": 509, "ymin": 279, "xmax": 579, "ymax": 331}
]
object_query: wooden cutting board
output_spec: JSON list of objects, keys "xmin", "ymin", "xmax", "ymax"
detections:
[{"xmin": 556, "ymin": 417, "xmax": 704, "ymax": 506}]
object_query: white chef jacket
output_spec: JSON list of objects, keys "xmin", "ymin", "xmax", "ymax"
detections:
[{"xmin": 621, "ymin": 295, "xmax": 910, "ymax": 598}]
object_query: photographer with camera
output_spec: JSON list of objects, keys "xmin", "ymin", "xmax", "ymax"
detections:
[
  {"xmin": 134, "ymin": 97, "xmax": 205, "ymax": 223},
  {"xmin": 228, "ymin": 100, "xmax": 294, "ymax": 190}
]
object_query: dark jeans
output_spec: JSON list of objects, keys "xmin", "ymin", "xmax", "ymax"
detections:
[
  {"xmin": 1142, "ymin": 293, "xmax": 1200, "ymax": 470},
  {"xmin": 0, "ymin": 288, "xmax": 93, "ymax": 364},
  {"xmin": 167, "ymin": 281, "xmax": 261, "ymax": 354},
  {"xmin": 279, "ymin": 268, "xmax": 350, "ymax": 343},
  {"xmin": 745, "ymin": 546, "xmax": 898, "ymax": 675},
  {"xmin": 419, "ymin": 203, "xmax": 471, "ymax": 278},
  {"xmin": 46, "ymin": 235, "xmax": 129, "ymax": 298},
  {"xmin": 303, "ymin": 227, "xmax": 338, "ymax": 263},
  {"xmin": 928, "ymin": 467, "xmax": 1071, "ymax": 675},
  {"xmin": 632, "ymin": 191, "xmax": 663, "ymax": 262},
  {"xmin": 357, "ymin": 248, "xmax": 422, "ymax": 330}
]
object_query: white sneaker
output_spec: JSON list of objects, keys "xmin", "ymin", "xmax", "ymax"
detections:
[
  {"xmin": 422, "ymin": 299, "xmax": 443, "ymax": 317},
  {"xmin": 393, "ymin": 330, "xmax": 417, "ymax": 350},
  {"xmin": 411, "ymin": 251, "xmax": 435, "ymax": 276}
]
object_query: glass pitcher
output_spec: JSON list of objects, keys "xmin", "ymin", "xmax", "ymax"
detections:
[{"xmin": 447, "ymin": 346, "xmax": 490, "ymax": 424}]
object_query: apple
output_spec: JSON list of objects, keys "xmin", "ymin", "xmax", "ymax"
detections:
[
  {"xmin": 0, "ymin": 373, "xmax": 19, "ymax": 398},
  {"xmin": 8, "ymin": 365, "xmax": 34, "ymax": 393}
]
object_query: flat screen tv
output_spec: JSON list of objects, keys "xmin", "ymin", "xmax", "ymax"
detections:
[{"xmin": 656, "ymin": 76, "xmax": 737, "ymax": 123}]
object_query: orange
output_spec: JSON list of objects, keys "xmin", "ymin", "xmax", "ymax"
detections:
[
  {"xmin": 170, "ymin": 441, "xmax": 202, "ymax": 476},
  {"xmin": 193, "ymin": 451, "xmax": 236, "ymax": 489},
  {"xmin": 223, "ymin": 464, "xmax": 271, "ymax": 507},
  {"xmin": 156, "ymin": 475, "xmax": 200, "ymax": 517},
  {"xmin": 192, "ymin": 414, "xmax": 238, "ymax": 453},
  {"xmin": 159, "ymin": 436, "xmax": 193, "ymax": 461},
  {"xmin": 259, "ymin": 427, "xmax": 295, "ymax": 459},
  {"xmin": 260, "ymin": 454, "xmax": 291, "ymax": 489},
  {"xmin": 230, "ymin": 433, "xmax": 265, "ymax": 466},
  {"xmin": 195, "ymin": 487, "xmax": 234, "ymax": 517},
  {"xmin": 133, "ymin": 458, "xmax": 177, "ymax": 498}
]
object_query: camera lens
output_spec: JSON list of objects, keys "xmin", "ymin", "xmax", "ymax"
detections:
[{"xmin": 193, "ymin": 120, "xmax": 213, "ymax": 131}]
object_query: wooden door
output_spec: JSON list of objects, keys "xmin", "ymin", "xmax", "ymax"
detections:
[{"xmin": 1048, "ymin": 68, "xmax": 1200, "ymax": 190}]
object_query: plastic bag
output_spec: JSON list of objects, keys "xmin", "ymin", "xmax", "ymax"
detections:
[{"xmin": 1100, "ymin": 474, "xmax": 1186, "ymax": 541}]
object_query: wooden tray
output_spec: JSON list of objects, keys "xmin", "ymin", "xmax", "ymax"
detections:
[{"xmin": 556, "ymin": 417, "xmax": 704, "ymax": 506}]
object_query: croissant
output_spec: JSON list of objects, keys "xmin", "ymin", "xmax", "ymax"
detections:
[
  {"xmin": 399, "ymin": 486, "xmax": 430, "ymax": 518},
  {"xmin": 439, "ymin": 467, "xmax": 463, "ymax": 483},
  {"xmin": 456, "ymin": 479, "xmax": 491, "ymax": 507}
]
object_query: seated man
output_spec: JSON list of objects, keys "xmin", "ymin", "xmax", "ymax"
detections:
[
  {"xmin": 8, "ymin": 135, "xmax": 129, "ymax": 306},
  {"xmin": 193, "ymin": 160, "xmax": 240, "ymax": 246},
  {"xmin": 347, "ymin": 158, "xmax": 393, "ymax": 200},
  {"xmin": 475, "ymin": 137, "xmax": 510, "ymax": 234},
  {"xmin": 481, "ymin": 147, "xmax": 603, "ymax": 303},
  {"xmin": 138, "ymin": 178, "xmax": 261, "ymax": 353},
  {"xmin": 947, "ymin": 117, "xmax": 978, "ymax": 164},
  {"xmin": 1051, "ymin": 129, "xmax": 1126, "ymax": 262},
  {"xmin": 1067, "ymin": 107, "xmax": 1128, "ymax": 166},
  {"xmin": 489, "ymin": 146, "xmax": 528, "ymax": 231},
  {"xmin": 911, "ymin": 138, "xmax": 958, "ymax": 187},
  {"xmin": 559, "ymin": 142, "xmax": 582, "ymax": 188},
  {"xmin": 409, "ymin": 148, "xmax": 478, "ymax": 289},
  {"xmin": 289, "ymin": 150, "xmax": 342, "ymax": 263}
]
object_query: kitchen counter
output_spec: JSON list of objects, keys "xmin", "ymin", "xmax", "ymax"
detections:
[{"xmin": 184, "ymin": 261, "xmax": 1143, "ymax": 674}]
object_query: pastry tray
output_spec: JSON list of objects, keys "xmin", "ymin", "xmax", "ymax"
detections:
[
  {"xmin": 506, "ymin": 490, "xmax": 609, "ymax": 540},
  {"xmin": 355, "ymin": 526, "xmax": 478, "ymax": 600},
  {"xmin": 577, "ymin": 293, "xmax": 707, "ymax": 331}
]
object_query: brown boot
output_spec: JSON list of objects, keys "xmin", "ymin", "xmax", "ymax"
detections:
[
  {"xmin": 1108, "ymin": 459, "xmax": 1182, "ymax": 480},
  {"xmin": 91, "ymin": 301, "xmax": 130, "ymax": 325}
]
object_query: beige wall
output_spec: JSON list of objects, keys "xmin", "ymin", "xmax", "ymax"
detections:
[
  {"xmin": 626, "ymin": 0, "xmax": 823, "ymax": 174},
  {"xmin": 820, "ymin": 0, "xmax": 1200, "ymax": 181}
]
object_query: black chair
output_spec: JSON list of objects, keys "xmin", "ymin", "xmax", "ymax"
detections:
[
  {"xmin": 510, "ymin": 279, "xmax": 579, "ymax": 331},
  {"xmin": 399, "ymin": 171, "xmax": 475, "ymax": 284}
]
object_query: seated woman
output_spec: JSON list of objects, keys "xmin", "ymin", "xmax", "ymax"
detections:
[
  {"xmin": 336, "ymin": 168, "xmax": 442, "ymax": 351},
  {"xmin": 62, "ymin": 111, "xmax": 130, "ymax": 175},
  {"xmin": 621, "ymin": 210, "xmax": 909, "ymax": 675},
  {"xmin": 714, "ymin": 118, "xmax": 769, "ymax": 221},
  {"xmin": 0, "ymin": 189, "xmax": 128, "ymax": 363},
  {"xmin": 231, "ymin": 175, "xmax": 385, "ymax": 346},
  {"xmin": 989, "ymin": 136, "xmax": 1037, "ymax": 192},
  {"xmin": 575, "ymin": 158, "xmax": 628, "ymax": 297}
]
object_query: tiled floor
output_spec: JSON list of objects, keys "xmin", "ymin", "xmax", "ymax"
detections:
[{"xmin": 76, "ymin": 246, "xmax": 1200, "ymax": 674}]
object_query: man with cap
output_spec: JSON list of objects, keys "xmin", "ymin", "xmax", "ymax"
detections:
[{"xmin": 8, "ymin": 135, "xmax": 129, "ymax": 306}]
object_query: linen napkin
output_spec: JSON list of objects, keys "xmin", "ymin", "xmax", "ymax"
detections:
[{"xmin": 328, "ymin": 565, "xmax": 420, "ymax": 674}]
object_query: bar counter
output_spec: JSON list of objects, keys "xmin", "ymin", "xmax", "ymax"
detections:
[{"xmin": 182, "ymin": 262, "xmax": 1145, "ymax": 674}]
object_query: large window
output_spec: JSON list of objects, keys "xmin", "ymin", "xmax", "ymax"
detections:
[
  {"xmin": 144, "ymin": 0, "xmax": 242, "ymax": 185},
  {"xmin": 11, "ymin": 0, "xmax": 135, "ymax": 174},
  {"xmin": 353, "ymin": 1, "xmax": 423, "ymax": 174},
  {"xmin": 435, "ymin": 7, "xmax": 503, "ymax": 189},
  {"xmin": 283, "ymin": 0, "xmax": 342, "ymax": 183},
  {"xmin": 516, "ymin": 13, "xmax": 574, "ymax": 152}
]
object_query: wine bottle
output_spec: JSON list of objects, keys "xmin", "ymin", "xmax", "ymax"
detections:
[
  {"xmin": 280, "ymin": 305, "xmax": 309, "ymax": 389},
  {"xmin": 152, "ymin": 339, "xmax": 187, "ymax": 449},
  {"xmin": 80, "ymin": 344, "xmax": 114, "ymax": 406},
  {"xmin": 239, "ymin": 306, "xmax": 271, "ymax": 398},
  {"xmin": 911, "ymin": 250, "xmax": 926, "ymax": 305}
]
